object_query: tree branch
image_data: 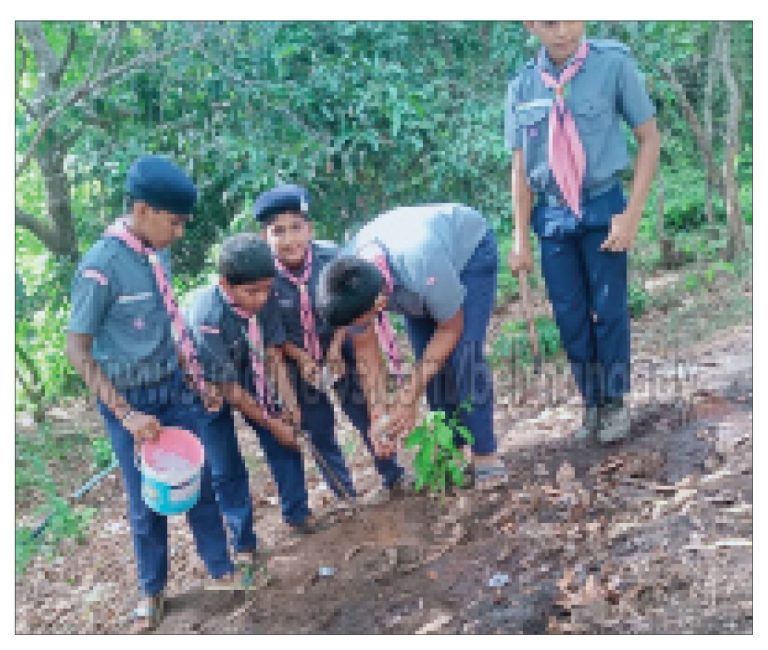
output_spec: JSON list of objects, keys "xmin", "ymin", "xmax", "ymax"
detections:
[
  {"xmin": 50, "ymin": 26, "xmax": 78, "ymax": 88},
  {"xmin": 15, "ymin": 207, "xmax": 64, "ymax": 254},
  {"xmin": 18, "ymin": 21, "xmax": 59, "ymax": 97},
  {"xmin": 659, "ymin": 61, "xmax": 724, "ymax": 196},
  {"xmin": 16, "ymin": 37, "xmax": 199, "ymax": 178}
]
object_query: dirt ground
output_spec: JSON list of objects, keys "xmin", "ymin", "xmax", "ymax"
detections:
[{"xmin": 15, "ymin": 270, "xmax": 753, "ymax": 634}]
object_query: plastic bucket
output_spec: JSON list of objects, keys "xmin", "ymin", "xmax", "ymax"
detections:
[{"xmin": 140, "ymin": 427, "xmax": 204, "ymax": 515}]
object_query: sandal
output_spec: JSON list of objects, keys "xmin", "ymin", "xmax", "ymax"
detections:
[
  {"xmin": 472, "ymin": 462, "xmax": 509, "ymax": 491},
  {"xmin": 129, "ymin": 593, "xmax": 165, "ymax": 634},
  {"xmin": 204, "ymin": 550, "xmax": 271, "ymax": 591},
  {"xmin": 287, "ymin": 512, "xmax": 326, "ymax": 536}
]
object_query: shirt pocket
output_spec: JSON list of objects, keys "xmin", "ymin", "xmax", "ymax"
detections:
[
  {"xmin": 572, "ymin": 97, "xmax": 612, "ymax": 136},
  {"xmin": 515, "ymin": 104, "xmax": 551, "ymax": 185},
  {"xmin": 515, "ymin": 104, "xmax": 550, "ymax": 144},
  {"xmin": 111, "ymin": 291, "xmax": 163, "ymax": 335}
]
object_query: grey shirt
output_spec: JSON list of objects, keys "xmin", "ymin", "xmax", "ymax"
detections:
[
  {"xmin": 68, "ymin": 237, "xmax": 179, "ymax": 389},
  {"xmin": 185, "ymin": 283, "xmax": 285, "ymax": 390},
  {"xmin": 345, "ymin": 204, "xmax": 489, "ymax": 322},
  {"xmin": 504, "ymin": 39, "xmax": 656, "ymax": 197}
]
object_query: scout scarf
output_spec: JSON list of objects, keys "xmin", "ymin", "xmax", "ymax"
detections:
[
  {"xmin": 538, "ymin": 40, "xmax": 589, "ymax": 217},
  {"xmin": 274, "ymin": 246, "xmax": 322, "ymax": 363},
  {"xmin": 218, "ymin": 284, "xmax": 273, "ymax": 416},
  {"xmin": 356, "ymin": 242, "xmax": 404, "ymax": 384},
  {"xmin": 104, "ymin": 218, "xmax": 207, "ymax": 396}
]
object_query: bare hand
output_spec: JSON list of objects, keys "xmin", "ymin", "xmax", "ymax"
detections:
[
  {"xmin": 370, "ymin": 415, "xmax": 397, "ymax": 459},
  {"xmin": 388, "ymin": 399, "xmax": 419, "ymax": 441},
  {"xmin": 269, "ymin": 417, "xmax": 301, "ymax": 452},
  {"xmin": 507, "ymin": 245, "xmax": 534, "ymax": 274},
  {"xmin": 601, "ymin": 211, "xmax": 640, "ymax": 252},
  {"xmin": 201, "ymin": 383, "xmax": 224, "ymax": 413},
  {"xmin": 280, "ymin": 404, "xmax": 302, "ymax": 431},
  {"xmin": 123, "ymin": 411, "xmax": 162, "ymax": 444},
  {"xmin": 300, "ymin": 358, "xmax": 323, "ymax": 390}
]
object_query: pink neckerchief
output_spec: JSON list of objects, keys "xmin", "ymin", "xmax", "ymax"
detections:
[
  {"xmin": 538, "ymin": 40, "xmax": 589, "ymax": 217},
  {"xmin": 356, "ymin": 242, "xmax": 403, "ymax": 385},
  {"xmin": 218, "ymin": 284, "xmax": 272, "ymax": 416},
  {"xmin": 273, "ymin": 246, "xmax": 322, "ymax": 362},
  {"xmin": 103, "ymin": 218, "xmax": 207, "ymax": 396}
]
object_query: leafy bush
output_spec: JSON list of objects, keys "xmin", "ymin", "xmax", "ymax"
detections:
[
  {"xmin": 490, "ymin": 315, "xmax": 561, "ymax": 367},
  {"xmin": 405, "ymin": 410, "xmax": 474, "ymax": 495},
  {"xmin": 628, "ymin": 281, "xmax": 649, "ymax": 318}
]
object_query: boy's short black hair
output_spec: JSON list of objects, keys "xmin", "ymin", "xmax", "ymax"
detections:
[
  {"xmin": 317, "ymin": 256, "xmax": 385, "ymax": 327},
  {"xmin": 218, "ymin": 233, "xmax": 276, "ymax": 286}
]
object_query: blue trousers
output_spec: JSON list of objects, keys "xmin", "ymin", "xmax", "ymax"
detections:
[
  {"xmin": 196, "ymin": 407, "xmax": 259, "ymax": 554},
  {"xmin": 98, "ymin": 371, "xmax": 233, "ymax": 597},
  {"xmin": 534, "ymin": 186, "xmax": 631, "ymax": 407},
  {"xmin": 403, "ymin": 228, "xmax": 498, "ymax": 455}
]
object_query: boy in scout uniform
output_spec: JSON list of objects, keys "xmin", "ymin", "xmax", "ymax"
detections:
[
  {"xmin": 317, "ymin": 203, "xmax": 506, "ymax": 490},
  {"xmin": 505, "ymin": 21, "xmax": 661, "ymax": 443},
  {"xmin": 66, "ymin": 155, "xmax": 243, "ymax": 632},
  {"xmin": 185, "ymin": 234, "xmax": 324, "ymax": 535},
  {"xmin": 254, "ymin": 185, "xmax": 408, "ymax": 506}
]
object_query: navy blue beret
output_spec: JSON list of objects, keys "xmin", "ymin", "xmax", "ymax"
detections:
[
  {"xmin": 125, "ymin": 155, "xmax": 197, "ymax": 217},
  {"xmin": 252, "ymin": 184, "xmax": 310, "ymax": 224}
]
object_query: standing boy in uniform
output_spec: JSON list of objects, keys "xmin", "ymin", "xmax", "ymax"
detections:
[
  {"xmin": 505, "ymin": 21, "xmax": 660, "ymax": 443},
  {"xmin": 254, "ymin": 185, "xmax": 408, "ymax": 506},
  {"xmin": 317, "ymin": 203, "xmax": 506, "ymax": 490},
  {"xmin": 66, "ymin": 155, "xmax": 242, "ymax": 632}
]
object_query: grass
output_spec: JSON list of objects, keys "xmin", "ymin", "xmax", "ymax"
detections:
[{"xmin": 15, "ymin": 422, "xmax": 101, "ymax": 574}]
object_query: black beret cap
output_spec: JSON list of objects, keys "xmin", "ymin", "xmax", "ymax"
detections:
[
  {"xmin": 252, "ymin": 184, "xmax": 310, "ymax": 224},
  {"xmin": 126, "ymin": 155, "xmax": 197, "ymax": 217}
]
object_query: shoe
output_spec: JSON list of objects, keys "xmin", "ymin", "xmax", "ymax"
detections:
[
  {"xmin": 471, "ymin": 462, "xmax": 509, "ymax": 491},
  {"xmin": 597, "ymin": 399, "xmax": 631, "ymax": 444},
  {"xmin": 204, "ymin": 549, "xmax": 270, "ymax": 591},
  {"xmin": 574, "ymin": 406, "xmax": 600, "ymax": 443},
  {"xmin": 365, "ymin": 472, "xmax": 414, "ymax": 505},
  {"xmin": 388, "ymin": 472, "xmax": 415, "ymax": 498},
  {"xmin": 129, "ymin": 592, "xmax": 165, "ymax": 633},
  {"xmin": 287, "ymin": 512, "xmax": 324, "ymax": 535}
]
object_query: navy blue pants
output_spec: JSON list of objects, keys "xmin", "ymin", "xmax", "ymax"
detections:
[
  {"xmin": 403, "ymin": 228, "xmax": 499, "ymax": 455},
  {"xmin": 98, "ymin": 371, "xmax": 233, "ymax": 597},
  {"xmin": 196, "ymin": 407, "xmax": 259, "ymax": 554},
  {"xmin": 533, "ymin": 185, "xmax": 631, "ymax": 407}
]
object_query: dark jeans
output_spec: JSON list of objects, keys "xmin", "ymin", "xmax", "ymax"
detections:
[
  {"xmin": 403, "ymin": 227, "xmax": 499, "ymax": 455},
  {"xmin": 534, "ymin": 184, "xmax": 631, "ymax": 407}
]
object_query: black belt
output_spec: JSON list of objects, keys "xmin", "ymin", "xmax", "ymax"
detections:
[{"xmin": 538, "ymin": 180, "xmax": 619, "ymax": 208}]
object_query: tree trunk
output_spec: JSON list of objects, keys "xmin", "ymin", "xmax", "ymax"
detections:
[
  {"xmin": 718, "ymin": 21, "xmax": 746, "ymax": 260},
  {"xmin": 660, "ymin": 62, "xmax": 724, "ymax": 198},
  {"xmin": 656, "ymin": 171, "xmax": 675, "ymax": 269},
  {"xmin": 703, "ymin": 26, "xmax": 721, "ymax": 226}
]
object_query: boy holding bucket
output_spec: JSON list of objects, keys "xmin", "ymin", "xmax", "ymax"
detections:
[
  {"xmin": 254, "ymin": 185, "xmax": 409, "ymax": 508},
  {"xmin": 185, "ymin": 234, "xmax": 320, "ymax": 536},
  {"xmin": 504, "ymin": 21, "xmax": 660, "ymax": 442},
  {"xmin": 66, "ymin": 155, "xmax": 244, "ymax": 632}
]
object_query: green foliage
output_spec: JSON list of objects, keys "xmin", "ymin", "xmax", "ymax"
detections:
[
  {"xmin": 490, "ymin": 316, "xmax": 561, "ymax": 367},
  {"xmin": 405, "ymin": 409, "xmax": 474, "ymax": 495},
  {"xmin": 628, "ymin": 281, "xmax": 649, "ymax": 318},
  {"xmin": 16, "ymin": 423, "xmax": 95, "ymax": 574},
  {"xmin": 90, "ymin": 437, "xmax": 115, "ymax": 470},
  {"xmin": 684, "ymin": 271, "xmax": 701, "ymax": 293}
]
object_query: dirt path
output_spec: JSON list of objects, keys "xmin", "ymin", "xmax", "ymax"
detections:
[{"xmin": 15, "ymin": 278, "xmax": 752, "ymax": 634}]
